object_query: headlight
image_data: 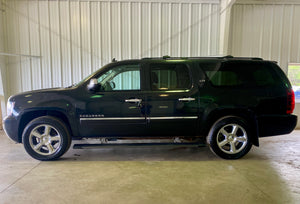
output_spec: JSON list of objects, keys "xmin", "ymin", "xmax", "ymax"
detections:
[{"xmin": 7, "ymin": 101, "xmax": 15, "ymax": 116}]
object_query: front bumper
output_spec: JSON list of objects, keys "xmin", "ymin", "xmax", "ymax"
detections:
[
  {"xmin": 257, "ymin": 114, "xmax": 297, "ymax": 137},
  {"xmin": 3, "ymin": 116, "xmax": 20, "ymax": 143}
]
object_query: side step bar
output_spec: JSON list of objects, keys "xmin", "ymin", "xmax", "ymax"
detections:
[{"xmin": 73, "ymin": 142, "xmax": 206, "ymax": 149}]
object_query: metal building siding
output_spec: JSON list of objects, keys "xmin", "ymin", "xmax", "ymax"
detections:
[
  {"xmin": 3, "ymin": 0, "xmax": 220, "ymax": 96},
  {"xmin": 230, "ymin": 3, "xmax": 300, "ymax": 73},
  {"xmin": 0, "ymin": 2, "xmax": 6, "ymax": 97}
]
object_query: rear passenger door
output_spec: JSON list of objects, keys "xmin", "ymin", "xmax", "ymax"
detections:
[{"xmin": 145, "ymin": 62, "xmax": 199, "ymax": 136}]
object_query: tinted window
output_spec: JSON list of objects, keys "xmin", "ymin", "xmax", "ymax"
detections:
[
  {"xmin": 97, "ymin": 64, "xmax": 140, "ymax": 91},
  {"xmin": 200, "ymin": 61, "xmax": 280, "ymax": 87},
  {"xmin": 206, "ymin": 70, "xmax": 242, "ymax": 86},
  {"xmin": 252, "ymin": 68, "xmax": 276, "ymax": 86},
  {"xmin": 150, "ymin": 63, "xmax": 191, "ymax": 90}
]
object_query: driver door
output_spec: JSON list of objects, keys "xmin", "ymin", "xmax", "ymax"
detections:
[{"xmin": 79, "ymin": 63, "xmax": 147, "ymax": 137}]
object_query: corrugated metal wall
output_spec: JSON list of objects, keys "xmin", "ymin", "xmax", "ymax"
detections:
[
  {"xmin": 229, "ymin": 2, "xmax": 300, "ymax": 73},
  {"xmin": 2, "ymin": 0, "xmax": 220, "ymax": 97},
  {"xmin": 0, "ymin": 0, "xmax": 6, "ymax": 120},
  {"xmin": 0, "ymin": 0, "xmax": 5, "ymax": 96}
]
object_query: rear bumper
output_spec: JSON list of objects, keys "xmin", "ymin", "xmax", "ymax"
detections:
[
  {"xmin": 3, "ymin": 116, "xmax": 20, "ymax": 143},
  {"xmin": 257, "ymin": 114, "xmax": 297, "ymax": 137}
]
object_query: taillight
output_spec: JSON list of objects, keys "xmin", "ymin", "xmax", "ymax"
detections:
[{"xmin": 287, "ymin": 90, "xmax": 295, "ymax": 114}]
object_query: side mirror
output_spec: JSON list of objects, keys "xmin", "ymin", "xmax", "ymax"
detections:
[{"xmin": 87, "ymin": 78, "xmax": 100, "ymax": 92}]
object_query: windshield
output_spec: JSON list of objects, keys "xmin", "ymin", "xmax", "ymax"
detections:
[
  {"xmin": 75, "ymin": 70, "xmax": 97, "ymax": 87},
  {"xmin": 69, "ymin": 68, "xmax": 104, "ymax": 88}
]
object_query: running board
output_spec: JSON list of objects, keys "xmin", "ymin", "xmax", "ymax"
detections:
[{"xmin": 73, "ymin": 142, "xmax": 206, "ymax": 149}]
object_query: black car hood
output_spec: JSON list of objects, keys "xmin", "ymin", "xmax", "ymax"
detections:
[{"xmin": 9, "ymin": 87, "xmax": 74, "ymax": 102}]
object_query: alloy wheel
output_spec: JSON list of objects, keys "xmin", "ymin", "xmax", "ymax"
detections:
[{"xmin": 216, "ymin": 124, "xmax": 248, "ymax": 154}]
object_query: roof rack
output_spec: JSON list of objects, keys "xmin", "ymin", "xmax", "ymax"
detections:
[
  {"xmin": 141, "ymin": 55, "xmax": 263, "ymax": 60},
  {"xmin": 222, "ymin": 55, "xmax": 234, "ymax": 58},
  {"xmin": 223, "ymin": 56, "xmax": 263, "ymax": 60}
]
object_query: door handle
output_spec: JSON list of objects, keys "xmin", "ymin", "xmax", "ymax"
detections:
[
  {"xmin": 178, "ymin": 97, "xmax": 195, "ymax": 102},
  {"xmin": 125, "ymin": 99, "xmax": 142, "ymax": 103}
]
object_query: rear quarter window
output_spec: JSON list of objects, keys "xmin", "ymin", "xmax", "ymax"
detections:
[
  {"xmin": 199, "ymin": 61, "xmax": 282, "ymax": 88},
  {"xmin": 252, "ymin": 67, "xmax": 276, "ymax": 87},
  {"xmin": 206, "ymin": 70, "xmax": 242, "ymax": 86}
]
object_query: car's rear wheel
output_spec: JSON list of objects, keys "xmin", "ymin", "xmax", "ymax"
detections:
[
  {"xmin": 207, "ymin": 116, "xmax": 252, "ymax": 159},
  {"xmin": 22, "ymin": 116, "xmax": 71, "ymax": 161}
]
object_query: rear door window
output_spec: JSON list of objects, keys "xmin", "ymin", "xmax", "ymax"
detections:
[{"xmin": 150, "ymin": 63, "xmax": 191, "ymax": 90}]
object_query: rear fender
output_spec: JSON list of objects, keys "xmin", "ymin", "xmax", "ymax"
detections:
[{"xmin": 200, "ymin": 108, "xmax": 259, "ymax": 146}]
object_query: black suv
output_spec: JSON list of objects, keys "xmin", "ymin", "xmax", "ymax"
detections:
[{"xmin": 3, "ymin": 56, "xmax": 297, "ymax": 160}]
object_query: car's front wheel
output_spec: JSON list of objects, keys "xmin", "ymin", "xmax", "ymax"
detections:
[
  {"xmin": 207, "ymin": 116, "xmax": 252, "ymax": 159},
  {"xmin": 22, "ymin": 116, "xmax": 71, "ymax": 161}
]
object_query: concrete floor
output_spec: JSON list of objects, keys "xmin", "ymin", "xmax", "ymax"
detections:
[{"xmin": 0, "ymin": 130, "xmax": 299, "ymax": 204}]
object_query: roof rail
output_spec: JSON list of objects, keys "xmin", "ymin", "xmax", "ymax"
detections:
[
  {"xmin": 222, "ymin": 55, "xmax": 234, "ymax": 58},
  {"xmin": 221, "ymin": 55, "xmax": 263, "ymax": 60},
  {"xmin": 251, "ymin": 57, "xmax": 263, "ymax": 60},
  {"xmin": 140, "ymin": 55, "xmax": 263, "ymax": 60}
]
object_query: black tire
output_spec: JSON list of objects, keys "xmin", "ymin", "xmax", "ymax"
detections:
[
  {"xmin": 22, "ymin": 116, "xmax": 71, "ymax": 161},
  {"xmin": 207, "ymin": 116, "xmax": 252, "ymax": 159}
]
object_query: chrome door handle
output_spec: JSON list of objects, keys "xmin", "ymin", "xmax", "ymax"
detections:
[
  {"xmin": 125, "ymin": 99, "xmax": 142, "ymax": 103},
  {"xmin": 178, "ymin": 97, "xmax": 195, "ymax": 102}
]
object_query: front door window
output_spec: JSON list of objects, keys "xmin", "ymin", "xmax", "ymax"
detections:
[{"xmin": 97, "ymin": 65, "xmax": 141, "ymax": 91}]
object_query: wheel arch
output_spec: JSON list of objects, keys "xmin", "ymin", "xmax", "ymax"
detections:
[
  {"xmin": 201, "ymin": 108, "xmax": 259, "ymax": 146},
  {"xmin": 18, "ymin": 110, "xmax": 73, "ymax": 143}
]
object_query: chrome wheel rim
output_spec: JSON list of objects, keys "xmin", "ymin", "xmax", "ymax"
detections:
[
  {"xmin": 216, "ymin": 124, "xmax": 248, "ymax": 154},
  {"xmin": 29, "ymin": 125, "xmax": 61, "ymax": 156}
]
